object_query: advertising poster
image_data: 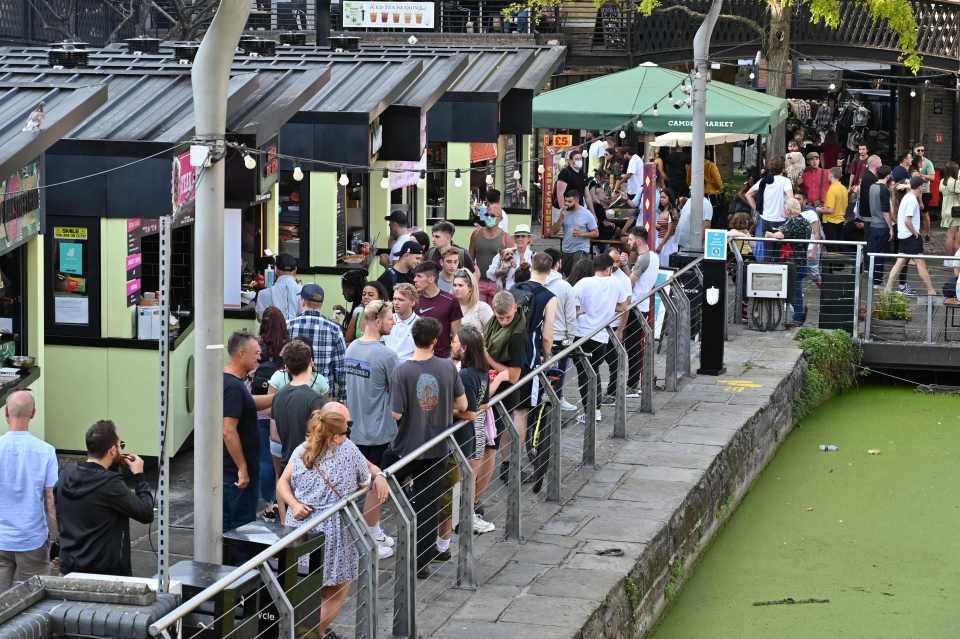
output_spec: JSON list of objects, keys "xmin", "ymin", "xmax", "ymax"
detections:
[
  {"xmin": 126, "ymin": 217, "xmax": 159, "ymax": 306},
  {"xmin": 171, "ymin": 151, "xmax": 196, "ymax": 228},
  {"xmin": 540, "ymin": 135, "xmax": 573, "ymax": 238},
  {"xmin": 342, "ymin": 1, "xmax": 435, "ymax": 29}
]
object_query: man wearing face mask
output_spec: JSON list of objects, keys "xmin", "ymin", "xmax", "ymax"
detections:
[
  {"xmin": 55, "ymin": 420, "xmax": 154, "ymax": 577},
  {"xmin": 554, "ymin": 149, "xmax": 594, "ymax": 215}
]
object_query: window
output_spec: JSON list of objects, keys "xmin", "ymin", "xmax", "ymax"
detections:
[
  {"xmin": 426, "ymin": 143, "xmax": 446, "ymax": 218},
  {"xmin": 279, "ymin": 172, "xmax": 308, "ymax": 264},
  {"xmin": 46, "ymin": 216, "xmax": 101, "ymax": 338},
  {"xmin": 0, "ymin": 246, "xmax": 26, "ymax": 358}
]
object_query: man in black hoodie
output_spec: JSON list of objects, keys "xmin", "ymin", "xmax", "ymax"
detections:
[{"xmin": 55, "ymin": 420, "xmax": 154, "ymax": 576}]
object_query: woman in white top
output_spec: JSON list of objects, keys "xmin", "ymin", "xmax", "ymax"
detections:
[
  {"xmin": 939, "ymin": 161, "xmax": 960, "ymax": 255},
  {"xmin": 452, "ymin": 268, "xmax": 494, "ymax": 331},
  {"xmin": 745, "ymin": 156, "xmax": 793, "ymax": 262}
]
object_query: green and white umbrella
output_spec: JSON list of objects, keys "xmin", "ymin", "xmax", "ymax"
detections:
[{"xmin": 533, "ymin": 62, "xmax": 788, "ymax": 135}]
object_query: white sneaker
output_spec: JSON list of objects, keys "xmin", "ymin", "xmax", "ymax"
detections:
[
  {"xmin": 374, "ymin": 532, "xmax": 395, "ymax": 548},
  {"xmin": 596, "ymin": 409, "xmax": 603, "ymax": 421},
  {"xmin": 472, "ymin": 513, "xmax": 496, "ymax": 534},
  {"xmin": 376, "ymin": 542, "xmax": 395, "ymax": 560},
  {"xmin": 559, "ymin": 399, "xmax": 578, "ymax": 412}
]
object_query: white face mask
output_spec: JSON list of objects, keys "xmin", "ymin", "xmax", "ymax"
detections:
[{"xmin": 573, "ymin": 160, "xmax": 583, "ymax": 170}]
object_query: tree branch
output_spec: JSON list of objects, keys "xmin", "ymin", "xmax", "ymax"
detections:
[{"xmin": 653, "ymin": 4, "xmax": 764, "ymax": 36}]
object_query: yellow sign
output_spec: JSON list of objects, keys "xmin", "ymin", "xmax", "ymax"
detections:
[
  {"xmin": 53, "ymin": 227, "xmax": 88, "ymax": 240},
  {"xmin": 552, "ymin": 134, "xmax": 573, "ymax": 148}
]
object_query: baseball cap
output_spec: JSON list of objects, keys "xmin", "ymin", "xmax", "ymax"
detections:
[
  {"xmin": 275, "ymin": 253, "xmax": 297, "ymax": 271},
  {"xmin": 398, "ymin": 240, "xmax": 423, "ymax": 257},
  {"xmin": 805, "ymin": 151, "xmax": 819, "ymax": 160},
  {"xmin": 300, "ymin": 283, "xmax": 324, "ymax": 303},
  {"xmin": 513, "ymin": 224, "xmax": 532, "ymax": 236},
  {"xmin": 385, "ymin": 210, "xmax": 408, "ymax": 226},
  {"xmin": 910, "ymin": 175, "xmax": 925, "ymax": 190}
]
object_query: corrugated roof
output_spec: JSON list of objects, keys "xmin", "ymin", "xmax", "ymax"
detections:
[{"xmin": 0, "ymin": 81, "xmax": 107, "ymax": 176}]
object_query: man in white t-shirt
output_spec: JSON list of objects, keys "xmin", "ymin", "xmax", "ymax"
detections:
[
  {"xmin": 885, "ymin": 176, "xmax": 936, "ymax": 296},
  {"xmin": 572, "ymin": 254, "xmax": 628, "ymax": 422},
  {"xmin": 745, "ymin": 157, "xmax": 793, "ymax": 261},
  {"xmin": 385, "ymin": 210, "xmax": 414, "ymax": 267},
  {"xmin": 588, "ymin": 135, "xmax": 615, "ymax": 176},
  {"xmin": 602, "ymin": 247, "xmax": 633, "ymax": 405},
  {"xmin": 675, "ymin": 196, "xmax": 713, "ymax": 251},
  {"xmin": 622, "ymin": 145, "xmax": 645, "ymax": 198},
  {"xmin": 626, "ymin": 226, "xmax": 659, "ymax": 396}
]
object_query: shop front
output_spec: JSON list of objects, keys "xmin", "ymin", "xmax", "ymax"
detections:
[{"xmin": 0, "ymin": 82, "xmax": 106, "ymax": 439}]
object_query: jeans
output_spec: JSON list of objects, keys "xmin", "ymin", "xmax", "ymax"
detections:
[
  {"xmin": 223, "ymin": 467, "xmax": 260, "ymax": 533},
  {"xmin": 574, "ymin": 338, "xmax": 608, "ymax": 409},
  {"xmin": 792, "ymin": 265, "xmax": 807, "ymax": 323},
  {"xmin": 867, "ymin": 225, "xmax": 891, "ymax": 286},
  {"xmin": 0, "ymin": 544, "xmax": 49, "ymax": 591},
  {"xmin": 552, "ymin": 340, "xmax": 572, "ymax": 395},
  {"xmin": 257, "ymin": 419, "xmax": 276, "ymax": 503},
  {"xmin": 625, "ymin": 309, "xmax": 647, "ymax": 388}
]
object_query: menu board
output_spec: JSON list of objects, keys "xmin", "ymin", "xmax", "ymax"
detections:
[
  {"xmin": 126, "ymin": 218, "xmax": 159, "ymax": 306},
  {"xmin": 503, "ymin": 136, "xmax": 520, "ymax": 207},
  {"xmin": 342, "ymin": 1, "xmax": 435, "ymax": 28},
  {"xmin": 0, "ymin": 160, "xmax": 41, "ymax": 257},
  {"xmin": 336, "ymin": 186, "xmax": 347, "ymax": 260}
]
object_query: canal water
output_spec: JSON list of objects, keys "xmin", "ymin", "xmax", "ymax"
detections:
[{"xmin": 649, "ymin": 385, "xmax": 960, "ymax": 638}]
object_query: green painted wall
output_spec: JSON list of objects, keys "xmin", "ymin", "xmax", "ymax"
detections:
[
  {"xmin": 446, "ymin": 143, "xmax": 471, "ymax": 221},
  {"xmin": 369, "ymin": 161, "xmax": 393, "ymax": 273},
  {"xmin": 522, "ymin": 134, "xmax": 533, "ymax": 203},
  {"xmin": 25, "ymin": 237, "xmax": 45, "ymax": 438},
  {"xmin": 496, "ymin": 136, "xmax": 506, "ymax": 193},
  {"xmin": 266, "ymin": 182, "xmax": 280, "ymax": 255},
  {"xmin": 308, "ymin": 171, "xmax": 338, "ymax": 268},
  {"xmin": 102, "ymin": 218, "xmax": 134, "ymax": 339}
]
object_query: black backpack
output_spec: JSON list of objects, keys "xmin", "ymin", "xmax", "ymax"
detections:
[{"xmin": 251, "ymin": 355, "xmax": 282, "ymax": 395}]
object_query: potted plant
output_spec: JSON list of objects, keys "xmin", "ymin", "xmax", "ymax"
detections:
[{"xmin": 871, "ymin": 290, "xmax": 912, "ymax": 341}]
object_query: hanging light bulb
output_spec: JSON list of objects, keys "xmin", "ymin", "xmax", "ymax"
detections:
[
  {"xmin": 417, "ymin": 170, "xmax": 426, "ymax": 189},
  {"xmin": 338, "ymin": 172, "xmax": 349, "ymax": 187},
  {"xmin": 636, "ymin": 119, "xmax": 643, "ymax": 130},
  {"xmin": 619, "ymin": 130, "xmax": 626, "ymax": 139},
  {"xmin": 910, "ymin": 88, "xmax": 917, "ymax": 98},
  {"xmin": 512, "ymin": 169, "xmax": 522, "ymax": 181},
  {"xmin": 380, "ymin": 169, "xmax": 390, "ymax": 190},
  {"xmin": 485, "ymin": 173, "xmax": 494, "ymax": 186},
  {"xmin": 537, "ymin": 164, "xmax": 544, "ymax": 175},
  {"xmin": 454, "ymin": 169, "xmax": 463, "ymax": 188},
  {"xmin": 293, "ymin": 166, "xmax": 304, "ymax": 181},
  {"xmin": 829, "ymin": 82, "xmax": 836, "ymax": 91},
  {"xmin": 748, "ymin": 71, "xmax": 755, "ymax": 80},
  {"xmin": 652, "ymin": 103, "xmax": 659, "ymax": 117},
  {"xmin": 243, "ymin": 153, "xmax": 256, "ymax": 170}
]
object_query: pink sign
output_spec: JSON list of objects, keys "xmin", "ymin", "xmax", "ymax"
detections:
[
  {"xmin": 171, "ymin": 152, "xmax": 196, "ymax": 226},
  {"xmin": 127, "ymin": 278, "xmax": 142, "ymax": 297},
  {"xmin": 127, "ymin": 253, "xmax": 142, "ymax": 270},
  {"xmin": 127, "ymin": 218, "xmax": 141, "ymax": 233}
]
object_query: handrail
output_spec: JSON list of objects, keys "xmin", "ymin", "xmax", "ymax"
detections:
[
  {"xmin": 866, "ymin": 252, "xmax": 958, "ymax": 261},
  {"xmin": 736, "ymin": 235, "xmax": 866, "ymax": 247},
  {"xmin": 148, "ymin": 255, "xmax": 704, "ymax": 636}
]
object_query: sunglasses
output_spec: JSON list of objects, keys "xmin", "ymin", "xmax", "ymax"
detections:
[
  {"xmin": 117, "ymin": 440, "xmax": 126, "ymax": 450},
  {"xmin": 915, "ymin": 148, "xmax": 925, "ymax": 153}
]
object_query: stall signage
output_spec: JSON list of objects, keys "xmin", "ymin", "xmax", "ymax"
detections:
[
  {"xmin": 126, "ymin": 217, "xmax": 159, "ymax": 306},
  {"xmin": 53, "ymin": 226, "xmax": 88, "ymax": 240},
  {"xmin": 370, "ymin": 122, "xmax": 383, "ymax": 158},
  {"xmin": 503, "ymin": 135, "xmax": 526, "ymax": 209},
  {"xmin": 342, "ymin": 1, "xmax": 435, "ymax": 29},
  {"xmin": 0, "ymin": 160, "xmax": 41, "ymax": 257},
  {"xmin": 259, "ymin": 138, "xmax": 280, "ymax": 196},
  {"xmin": 171, "ymin": 151, "xmax": 196, "ymax": 228},
  {"xmin": 470, "ymin": 142, "xmax": 498, "ymax": 164},
  {"xmin": 541, "ymin": 135, "xmax": 556, "ymax": 237},
  {"xmin": 551, "ymin": 134, "xmax": 573, "ymax": 148}
]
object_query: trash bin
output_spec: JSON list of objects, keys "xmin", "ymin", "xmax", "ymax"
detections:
[
  {"xmin": 223, "ymin": 520, "xmax": 325, "ymax": 639},
  {"xmin": 168, "ymin": 561, "xmax": 262, "ymax": 639},
  {"xmin": 819, "ymin": 252, "xmax": 855, "ymax": 333}
]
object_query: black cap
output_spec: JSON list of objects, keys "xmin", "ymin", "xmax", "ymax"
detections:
[
  {"xmin": 385, "ymin": 210, "xmax": 409, "ymax": 226},
  {"xmin": 275, "ymin": 253, "xmax": 297, "ymax": 271},
  {"xmin": 398, "ymin": 240, "xmax": 423, "ymax": 257},
  {"xmin": 909, "ymin": 175, "xmax": 925, "ymax": 190}
]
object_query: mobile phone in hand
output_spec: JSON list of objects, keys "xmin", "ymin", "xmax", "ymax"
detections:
[{"xmin": 49, "ymin": 540, "xmax": 60, "ymax": 561}]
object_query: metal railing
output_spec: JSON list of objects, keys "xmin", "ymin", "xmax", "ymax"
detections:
[
  {"xmin": 727, "ymin": 236, "xmax": 864, "ymax": 337},
  {"xmin": 148, "ymin": 256, "xmax": 705, "ymax": 639},
  {"xmin": 864, "ymin": 252, "xmax": 960, "ymax": 344}
]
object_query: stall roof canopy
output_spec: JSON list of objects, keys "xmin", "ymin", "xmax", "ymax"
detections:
[
  {"xmin": 0, "ymin": 81, "xmax": 107, "ymax": 176},
  {"xmin": 533, "ymin": 63, "xmax": 788, "ymax": 134},
  {"xmin": 0, "ymin": 65, "xmax": 330, "ymax": 146}
]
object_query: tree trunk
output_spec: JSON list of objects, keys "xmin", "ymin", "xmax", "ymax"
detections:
[{"xmin": 765, "ymin": 2, "xmax": 791, "ymax": 162}]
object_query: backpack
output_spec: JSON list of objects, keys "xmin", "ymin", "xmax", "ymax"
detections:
[{"xmin": 251, "ymin": 355, "xmax": 282, "ymax": 395}]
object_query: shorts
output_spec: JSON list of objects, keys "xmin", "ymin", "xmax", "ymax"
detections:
[
  {"xmin": 439, "ymin": 456, "xmax": 460, "ymax": 523},
  {"xmin": 357, "ymin": 443, "xmax": 389, "ymax": 468},
  {"xmin": 899, "ymin": 235, "xmax": 923, "ymax": 255},
  {"xmin": 270, "ymin": 440, "xmax": 283, "ymax": 459},
  {"xmin": 472, "ymin": 417, "xmax": 487, "ymax": 460}
]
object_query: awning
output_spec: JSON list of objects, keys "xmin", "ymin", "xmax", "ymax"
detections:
[
  {"xmin": 650, "ymin": 132, "xmax": 752, "ymax": 147},
  {"xmin": 533, "ymin": 63, "xmax": 788, "ymax": 134}
]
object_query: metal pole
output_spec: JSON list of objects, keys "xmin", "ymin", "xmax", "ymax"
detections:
[
  {"xmin": 852, "ymin": 245, "xmax": 862, "ymax": 340},
  {"xmin": 689, "ymin": 0, "xmax": 723, "ymax": 251},
  {"xmin": 606, "ymin": 327, "xmax": 627, "ymax": 439},
  {"xmin": 537, "ymin": 371, "xmax": 565, "ymax": 497},
  {"xmin": 865, "ymin": 254, "xmax": 875, "ymax": 341},
  {"xmin": 387, "ymin": 475, "xmax": 415, "ymax": 639},
  {"xmin": 190, "ymin": 0, "xmax": 249, "ymax": 564},
  {"xmin": 447, "ymin": 434, "xmax": 477, "ymax": 589},
  {"xmin": 494, "ymin": 402, "xmax": 523, "ymax": 541},
  {"xmin": 638, "ymin": 311, "xmax": 655, "ymax": 414},
  {"xmin": 661, "ymin": 291, "xmax": 679, "ymax": 392},
  {"xmin": 156, "ymin": 215, "xmax": 171, "ymax": 593}
]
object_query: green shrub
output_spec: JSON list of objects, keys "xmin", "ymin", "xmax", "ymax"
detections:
[
  {"xmin": 872, "ymin": 290, "xmax": 912, "ymax": 321},
  {"xmin": 792, "ymin": 328, "xmax": 863, "ymax": 420}
]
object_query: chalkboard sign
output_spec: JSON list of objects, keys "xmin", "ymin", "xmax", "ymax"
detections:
[
  {"xmin": 503, "ymin": 135, "xmax": 519, "ymax": 207},
  {"xmin": 126, "ymin": 218, "xmax": 159, "ymax": 306},
  {"xmin": 336, "ymin": 186, "xmax": 347, "ymax": 260}
]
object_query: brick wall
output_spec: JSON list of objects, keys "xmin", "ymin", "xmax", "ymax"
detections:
[{"xmin": 921, "ymin": 86, "xmax": 954, "ymax": 168}]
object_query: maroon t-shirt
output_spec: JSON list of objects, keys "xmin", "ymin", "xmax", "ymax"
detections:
[{"xmin": 415, "ymin": 290, "xmax": 463, "ymax": 358}]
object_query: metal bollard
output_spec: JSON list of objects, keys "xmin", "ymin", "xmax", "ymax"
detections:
[
  {"xmin": 865, "ymin": 254, "xmax": 875, "ymax": 341},
  {"xmin": 660, "ymin": 289, "xmax": 679, "ymax": 392},
  {"xmin": 572, "ymin": 347, "xmax": 598, "ymax": 466},
  {"xmin": 538, "ymin": 370, "xmax": 565, "ymax": 498},
  {"xmin": 343, "ymin": 501, "xmax": 378, "ymax": 638},
  {"xmin": 493, "ymin": 401, "xmax": 524, "ymax": 542},
  {"xmin": 852, "ymin": 245, "xmax": 863, "ymax": 340},
  {"xmin": 386, "ymin": 474, "xmax": 415, "ymax": 639},
  {"xmin": 638, "ymin": 311, "xmax": 655, "ymax": 414},
  {"xmin": 446, "ymin": 433, "xmax": 477, "ymax": 589},
  {"xmin": 606, "ymin": 326, "xmax": 628, "ymax": 439}
]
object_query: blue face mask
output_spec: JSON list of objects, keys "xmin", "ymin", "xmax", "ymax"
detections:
[{"xmin": 484, "ymin": 215, "xmax": 497, "ymax": 228}]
